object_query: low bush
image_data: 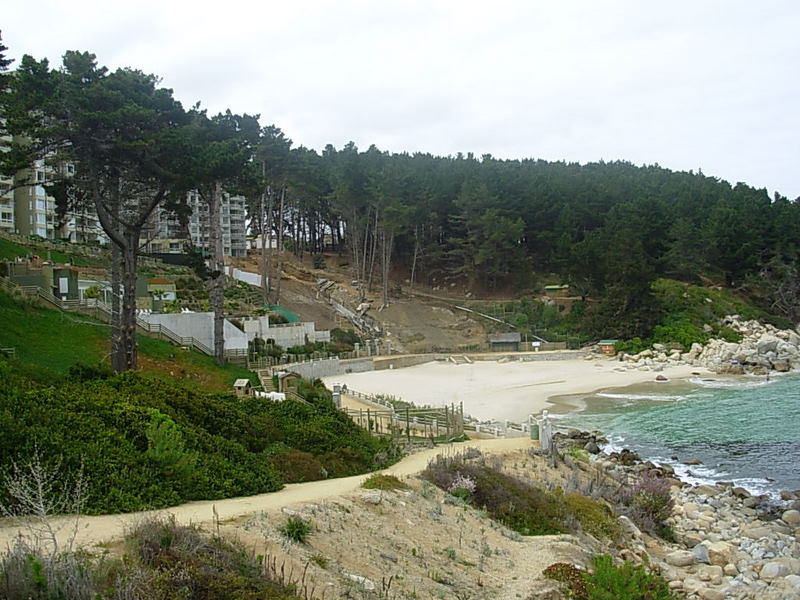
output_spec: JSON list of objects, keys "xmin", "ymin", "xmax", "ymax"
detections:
[
  {"xmin": 0, "ymin": 516, "xmax": 305, "ymax": 600},
  {"xmin": 545, "ymin": 555, "xmax": 677, "ymax": 600},
  {"xmin": 280, "ymin": 516, "xmax": 312, "ymax": 543},
  {"xmin": 562, "ymin": 493, "xmax": 622, "ymax": 541},
  {"xmin": 584, "ymin": 554, "xmax": 677, "ymax": 600},
  {"xmin": 361, "ymin": 473, "xmax": 408, "ymax": 490},
  {"xmin": 543, "ymin": 562, "xmax": 587, "ymax": 599},
  {"xmin": 269, "ymin": 449, "xmax": 327, "ymax": 483},
  {"xmin": 0, "ymin": 361, "xmax": 396, "ymax": 514},
  {"xmin": 421, "ymin": 455, "xmax": 570, "ymax": 535},
  {"xmin": 618, "ymin": 471, "xmax": 674, "ymax": 537}
]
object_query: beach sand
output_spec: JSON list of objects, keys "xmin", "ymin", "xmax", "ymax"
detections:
[{"xmin": 323, "ymin": 356, "xmax": 711, "ymax": 422}]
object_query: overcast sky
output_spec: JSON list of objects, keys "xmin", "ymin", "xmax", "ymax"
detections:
[{"xmin": 3, "ymin": 1, "xmax": 799, "ymax": 198}]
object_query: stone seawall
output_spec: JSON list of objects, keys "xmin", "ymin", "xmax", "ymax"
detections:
[{"xmin": 275, "ymin": 350, "xmax": 589, "ymax": 379}]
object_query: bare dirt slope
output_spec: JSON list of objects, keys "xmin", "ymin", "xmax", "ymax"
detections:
[
  {"xmin": 232, "ymin": 252, "xmax": 488, "ymax": 352},
  {"xmin": 0, "ymin": 440, "xmax": 607, "ymax": 600},
  {"xmin": 228, "ymin": 445, "xmax": 608, "ymax": 600}
]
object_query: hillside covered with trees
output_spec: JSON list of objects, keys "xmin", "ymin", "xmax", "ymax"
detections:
[{"xmin": 2, "ymin": 37, "xmax": 798, "ymax": 364}]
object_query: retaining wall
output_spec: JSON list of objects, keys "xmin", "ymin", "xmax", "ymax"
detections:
[{"xmin": 274, "ymin": 350, "xmax": 587, "ymax": 379}]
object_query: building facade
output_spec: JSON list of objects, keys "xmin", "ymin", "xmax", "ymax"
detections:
[{"xmin": 141, "ymin": 191, "xmax": 248, "ymax": 257}]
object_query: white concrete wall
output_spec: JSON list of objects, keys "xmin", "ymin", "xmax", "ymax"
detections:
[
  {"xmin": 242, "ymin": 317, "xmax": 330, "ymax": 347},
  {"xmin": 144, "ymin": 312, "xmax": 248, "ymax": 350},
  {"xmin": 224, "ymin": 266, "xmax": 264, "ymax": 288}
]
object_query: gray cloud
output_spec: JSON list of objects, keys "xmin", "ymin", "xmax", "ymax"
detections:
[{"xmin": 3, "ymin": 0, "xmax": 798, "ymax": 197}]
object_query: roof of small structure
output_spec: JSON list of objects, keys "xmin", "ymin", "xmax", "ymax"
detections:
[
  {"xmin": 148, "ymin": 277, "xmax": 173, "ymax": 285},
  {"xmin": 233, "ymin": 378, "xmax": 252, "ymax": 388},
  {"xmin": 489, "ymin": 332, "xmax": 522, "ymax": 343},
  {"xmin": 598, "ymin": 340, "xmax": 619, "ymax": 345}
]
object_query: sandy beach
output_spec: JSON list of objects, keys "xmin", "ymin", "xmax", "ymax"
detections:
[{"xmin": 323, "ymin": 355, "xmax": 711, "ymax": 422}]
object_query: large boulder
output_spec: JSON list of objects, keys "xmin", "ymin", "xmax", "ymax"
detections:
[{"xmin": 757, "ymin": 335, "xmax": 781, "ymax": 355}]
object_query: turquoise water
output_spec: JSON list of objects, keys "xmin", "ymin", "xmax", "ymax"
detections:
[{"xmin": 557, "ymin": 373, "xmax": 800, "ymax": 497}]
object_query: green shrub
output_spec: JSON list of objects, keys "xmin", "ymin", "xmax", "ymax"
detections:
[
  {"xmin": 361, "ymin": 473, "xmax": 408, "ymax": 490},
  {"xmin": 0, "ymin": 363, "xmax": 391, "ymax": 514},
  {"xmin": 312, "ymin": 254, "xmax": 326, "ymax": 269},
  {"xmin": 563, "ymin": 493, "xmax": 621, "ymax": 541},
  {"xmin": 618, "ymin": 471, "xmax": 674, "ymax": 537},
  {"xmin": 421, "ymin": 455, "xmax": 569, "ymax": 535},
  {"xmin": 280, "ymin": 516, "xmax": 312, "ymax": 543},
  {"xmin": 269, "ymin": 449, "xmax": 326, "ymax": 483},
  {"xmin": 543, "ymin": 562, "xmax": 588, "ymax": 599},
  {"xmin": 67, "ymin": 361, "xmax": 114, "ymax": 382},
  {"xmin": 545, "ymin": 555, "xmax": 677, "ymax": 600},
  {"xmin": 614, "ymin": 338, "xmax": 647, "ymax": 355},
  {"xmin": 583, "ymin": 554, "xmax": 677, "ymax": 600}
]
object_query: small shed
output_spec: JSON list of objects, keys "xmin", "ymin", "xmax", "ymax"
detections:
[
  {"xmin": 233, "ymin": 378, "xmax": 253, "ymax": 397},
  {"xmin": 598, "ymin": 340, "xmax": 619, "ymax": 355},
  {"xmin": 489, "ymin": 332, "xmax": 521, "ymax": 352},
  {"xmin": 544, "ymin": 284, "xmax": 570, "ymax": 298}
]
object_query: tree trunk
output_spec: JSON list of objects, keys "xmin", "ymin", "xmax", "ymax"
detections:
[
  {"xmin": 366, "ymin": 206, "xmax": 380, "ymax": 293},
  {"xmin": 260, "ymin": 184, "xmax": 269, "ymax": 304},
  {"xmin": 381, "ymin": 227, "xmax": 395, "ymax": 307},
  {"xmin": 110, "ymin": 239, "xmax": 124, "ymax": 372},
  {"xmin": 410, "ymin": 225, "xmax": 421, "ymax": 293},
  {"xmin": 208, "ymin": 182, "xmax": 225, "ymax": 366},
  {"xmin": 265, "ymin": 186, "xmax": 275, "ymax": 301},
  {"xmin": 274, "ymin": 185, "xmax": 285, "ymax": 306},
  {"xmin": 121, "ymin": 231, "xmax": 139, "ymax": 370}
]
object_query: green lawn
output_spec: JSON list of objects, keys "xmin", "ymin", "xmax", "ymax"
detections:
[
  {"xmin": 0, "ymin": 236, "xmax": 108, "ymax": 267},
  {"xmin": 0, "ymin": 288, "xmax": 258, "ymax": 390},
  {"xmin": 0, "ymin": 237, "xmax": 30, "ymax": 260}
]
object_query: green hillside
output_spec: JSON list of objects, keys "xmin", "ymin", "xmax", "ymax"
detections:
[{"xmin": 0, "ymin": 288, "xmax": 256, "ymax": 390}]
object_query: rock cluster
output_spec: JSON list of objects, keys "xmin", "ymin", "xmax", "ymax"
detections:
[
  {"xmin": 581, "ymin": 437, "xmax": 800, "ymax": 599},
  {"xmin": 614, "ymin": 315, "xmax": 800, "ymax": 374},
  {"xmin": 656, "ymin": 484, "xmax": 800, "ymax": 599}
]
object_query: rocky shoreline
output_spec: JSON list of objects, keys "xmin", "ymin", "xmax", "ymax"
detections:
[
  {"xmin": 613, "ymin": 315, "xmax": 800, "ymax": 375},
  {"xmin": 557, "ymin": 431, "xmax": 800, "ymax": 599}
]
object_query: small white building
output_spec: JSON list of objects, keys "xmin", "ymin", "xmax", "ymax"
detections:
[{"xmin": 241, "ymin": 316, "xmax": 330, "ymax": 347}]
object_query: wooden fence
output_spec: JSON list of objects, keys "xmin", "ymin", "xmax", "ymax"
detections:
[{"xmin": 342, "ymin": 388, "xmax": 465, "ymax": 443}]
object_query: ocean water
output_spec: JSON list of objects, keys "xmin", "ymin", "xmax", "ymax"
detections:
[{"xmin": 556, "ymin": 373, "xmax": 800, "ymax": 498}]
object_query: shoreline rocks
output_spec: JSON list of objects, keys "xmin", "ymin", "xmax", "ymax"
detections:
[
  {"xmin": 612, "ymin": 315, "xmax": 800, "ymax": 375},
  {"xmin": 580, "ymin": 438, "xmax": 800, "ymax": 599}
]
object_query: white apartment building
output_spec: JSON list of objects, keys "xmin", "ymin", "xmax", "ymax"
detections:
[
  {"xmin": 0, "ymin": 145, "xmax": 107, "ymax": 243},
  {"xmin": 142, "ymin": 191, "xmax": 248, "ymax": 257},
  {"xmin": 13, "ymin": 162, "xmax": 56, "ymax": 239}
]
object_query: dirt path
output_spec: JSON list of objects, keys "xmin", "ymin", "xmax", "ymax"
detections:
[{"xmin": 0, "ymin": 437, "xmax": 532, "ymax": 551}]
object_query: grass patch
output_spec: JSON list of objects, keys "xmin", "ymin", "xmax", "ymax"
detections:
[
  {"xmin": 0, "ymin": 236, "xmax": 108, "ymax": 268},
  {"xmin": 280, "ymin": 516, "xmax": 312, "ymax": 544},
  {"xmin": 563, "ymin": 493, "xmax": 622, "ymax": 541},
  {"xmin": 0, "ymin": 289, "xmax": 109, "ymax": 376},
  {"xmin": 361, "ymin": 473, "xmax": 409, "ymax": 490},
  {"xmin": 545, "ymin": 554, "xmax": 678, "ymax": 600},
  {"xmin": 0, "ymin": 288, "xmax": 258, "ymax": 390}
]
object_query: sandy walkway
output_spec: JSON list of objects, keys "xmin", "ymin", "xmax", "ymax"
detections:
[
  {"xmin": 0, "ymin": 437, "xmax": 531, "ymax": 551},
  {"xmin": 324, "ymin": 357, "xmax": 709, "ymax": 421}
]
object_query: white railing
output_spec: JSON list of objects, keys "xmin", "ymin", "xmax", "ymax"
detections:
[{"xmin": 0, "ymin": 276, "xmax": 243, "ymax": 360}]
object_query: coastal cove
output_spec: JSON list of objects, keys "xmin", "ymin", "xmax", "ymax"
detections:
[
  {"xmin": 323, "ymin": 358, "xmax": 799, "ymax": 498},
  {"xmin": 557, "ymin": 373, "xmax": 800, "ymax": 498}
]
